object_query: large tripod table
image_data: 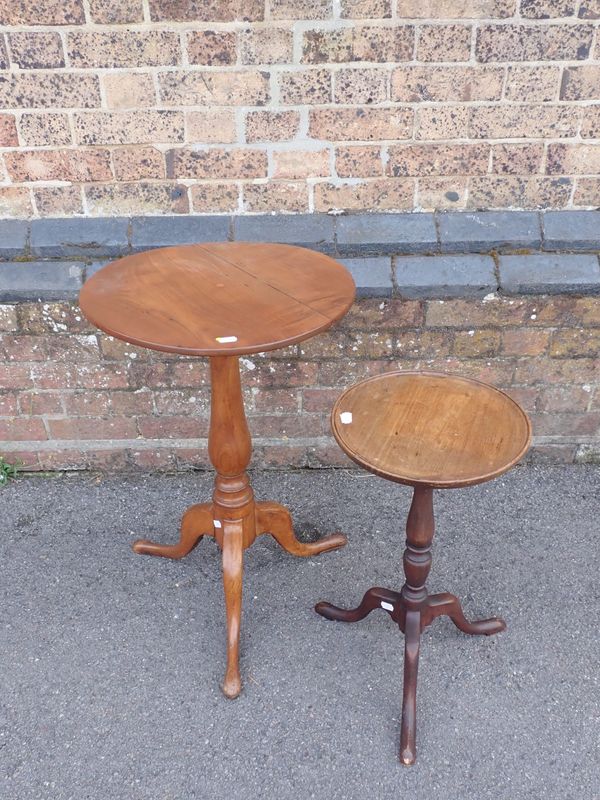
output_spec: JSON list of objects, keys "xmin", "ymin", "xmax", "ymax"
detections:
[{"xmin": 80, "ymin": 241, "xmax": 355, "ymax": 698}]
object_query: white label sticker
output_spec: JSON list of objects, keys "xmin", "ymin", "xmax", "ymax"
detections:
[
  {"xmin": 381, "ymin": 601, "xmax": 394, "ymax": 612},
  {"xmin": 214, "ymin": 520, "xmax": 222, "ymax": 528},
  {"xmin": 216, "ymin": 336, "xmax": 238, "ymax": 343},
  {"xmin": 340, "ymin": 411, "xmax": 353, "ymax": 424}
]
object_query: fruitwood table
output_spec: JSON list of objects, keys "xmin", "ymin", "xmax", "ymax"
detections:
[
  {"xmin": 316, "ymin": 371, "xmax": 531, "ymax": 764},
  {"xmin": 80, "ymin": 242, "xmax": 355, "ymax": 698}
]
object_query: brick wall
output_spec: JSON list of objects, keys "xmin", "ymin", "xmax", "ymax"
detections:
[
  {"xmin": 1, "ymin": 293, "xmax": 599, "ymax": 471},
  {"xmin": 0, "ymin": 0, "xmax": 599, "ymax": 216}
]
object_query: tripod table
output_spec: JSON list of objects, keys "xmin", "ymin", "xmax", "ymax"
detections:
[{"xmin": 79, "ymin": 241, "xmax": 355, "ymax": 698}]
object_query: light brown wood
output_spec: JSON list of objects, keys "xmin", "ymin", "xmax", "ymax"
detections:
[
  {"xmin": 81, "ymin": 244, "xmax": 355, "ymax": 698},
  {"xmin": 331, "ymin": 371, "xmax": 532, "ymax": 488},
  {"xmin": 79, "ymin": 242, "xmax": 355, "ymax": 357}
]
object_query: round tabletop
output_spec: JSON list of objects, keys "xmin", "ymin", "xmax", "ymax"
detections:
[
  {"xmin": 331, "ymin": 371, "xmax": 531, "ymax": 489},
  {"xmin": 79, "ymin": 242, "xmax": 355, "ymax": 357}
]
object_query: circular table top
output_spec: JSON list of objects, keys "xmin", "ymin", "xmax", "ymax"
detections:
[
  {"xmin": 79, "ymin": 242, "xmax": 355, "ymax": 357},
  {"xmin": 331, "ymin": 371, "xmax": 532, "ymax": 489}
]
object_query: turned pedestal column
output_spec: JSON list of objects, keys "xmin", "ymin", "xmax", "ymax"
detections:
[{"xmin": 79, "ymin": 241, "xmax": 355, "ymax": 698}]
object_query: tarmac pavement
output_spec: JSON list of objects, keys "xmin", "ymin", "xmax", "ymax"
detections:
[{"xmin": 0, "ymin": 466, "xmax": 598, "ymax": 800}]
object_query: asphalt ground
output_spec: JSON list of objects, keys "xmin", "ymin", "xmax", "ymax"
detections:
[{"xmin": 1, "ymin": 466, "xmax": 599, "ymax": 800}]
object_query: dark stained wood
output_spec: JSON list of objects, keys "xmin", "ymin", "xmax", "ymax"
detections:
[
  {"xmin": 81, "ymin": 243, "xmax": 355, "ymax": 698},
  {"xmin": 331, "ymin": 371, "xmax": 532, "ymax": 488},
  {"xmin": 317, "ymin": 371, "xmax": 529, "ymax": 764},
  {"xmin": 79, "ymin": 242, "xmax": 355, "ymax": 357}
]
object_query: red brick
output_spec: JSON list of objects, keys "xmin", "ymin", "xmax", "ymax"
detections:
[
  {"xmin": 153, "ymin": 389, "xmax": 210, "ymax": 415},
  {"xmin": 310, "ymin": 107, "xmax": 413, "ymax": 141},
  {"xmin": 0, "ymin": 306, "xmax": 18, "ymax": 333},
  {"xmin": 32, "ymin": 363, "xmax": 128, "ymax": 390},
  {"xmin": 249, "ymin": 413, "xmax": 327, "ymax": 438},
  {"xmin": 88, "ymin": 0, "xmax": 144, "ymax": 23},
  {"xmin": 1, "ymin": 450, "xmax": 40, "ymax": 471},
  {"xmin": 243, "ymin": 182, "xmax": 309, "ymax": 213},
  {"xmin": 426, "ymin": 298, "xmax": 534, "ymax": 328},
  {"xmin": 34, "ymin": 186, "xmax": 83, "ymax": 217},
  {"xmin": 0, "ymin": 74, "xmax": 101, "ymax": 109},
  {"xmin": 17, "ymin": 392, "xmax": 64, "ymax": 415},
  {"xmin": 130, "ymin": 448, "xmax": 178, "ymax": 470},
  {"xmin": 74, "ymin": 111, "xmax": 184, "ymax": 146},
  {"xmin": 0, "ymin": 393, "xmax": 18, "ymax": 416},
  {"xmin": 317, "ymin": 359, "xmax": 394, "ymax": 386},
  {"xmin": 530, "ymin": 412, "xmax": 600, "ymax": 436},
  {"xmin": 63, "ymin": 391, "xmax": 111, "ymax": 416},
  {"xmin": 302, "ymin": 25, "xmax": 413, "ymax": 63},
  {"xmin": 396, "ymin": 330, "xmax": 453, "ymax": 359},
  {"xmin": 112, "ymin": 147, "xmax": 165, "ymax": 181},
  {"xmin": 0, "ymin": 188, "xmax": 34, "ymax": 218},
  {"xmin": 502, "ymin": 329, "xmax": 550, "ymax": 356},
  {"xmin": 314, "ymin": 179, "xmax": 414, "ymax": 212},
  {"xmin": 270, "ymin": 0, "xmax": 332, "ymax": 18},
  {"xmin": 85, "ymin": 184, "xmax": 189, "ymax": 216},
  {"xmin": 550, "ymin": 328, "xmax": 600, "ymax": 357},
  {"xmin": 301, "ymin": 388, "xmax": 341, "ymax": 412},
  {"xmin": 453, "ymin": 329, "xmax": 502, "ymax": 357},
  {"xmin": 334, "ymin": 68, "xmax": 388, "ymax": 104},
  {"xmin": 392, "ymin": 66, "xmax": 503, "ymax": 102},
  {"xmin": 17, "ymin": 303, "xmax": 93, "ymax": 335},
  {"xmin": 417, "ymin": 24, "xmax": 472, "ymax": 61},
  {"xmin": 1, "ymin": 335, "xmax": 47, "ymax": 362},
  {"xmin": 273, "ymin": 149, "xmax": 330, "ymax": 179},
  {"xmin": 48, "ymin": 417, "xmax": 138, "ymax": 440},
  {"xmin": 159, "ymin": 71, "xmax": 270, "ymax": 107},
  {"xmin": 127, "ymin": 361, "xmax": 209, "ymax": 389},
  {"xmin": 254, "ymin": 444, "xmax": 309, "ymax": 468},
  {"xmin": 501, "ymin": 386, "xmax": 538, "ymax": 414},
  {"xmin": 336, "ymin": 146, "xmax": 383, "ymax": 178},
  {"xmin": 137, "ymin": 415, "xmax": 209, "ymax": 439},
  {"xmin": 241, "ymin": 26, "xmax": 293, "ymax": 64},
  {"xmin": 339, "ymin": 298, "xmax": 424, "ymax": 330},
  {"xmin": 0, "ymin": 364, "xmax": 34, "ymax": 390},
  {"xmin": 190, "ymin": 183, "xmax": 240, "ymax": 213},
  {"xmin": 514, "ymin": 357, "xmax": 600, "ymax": 385},
  {"xmin": 387, "ymin": 143, "xmax": 489, "ymax": 177},
  {"xmin": 0, "ymin": 418, "xmax": 47, "ymax": 441},
  {"xmin": 245, "ymin": 110, "xmax": 300, "ymax": 143},
  {"xmin": 253, "ymin": 389, "xmax": 299, "ymax": 412},
  {"xmin": 279, "ymin": 69, "xmax": 332, "ymax": 104},
  {"xmin": 476, "ymin": 23, "xmax": 592, "ymax": 61},
  {"xmin": 537, "ymin": 386, "xmax": 593, "ymax": 413}
]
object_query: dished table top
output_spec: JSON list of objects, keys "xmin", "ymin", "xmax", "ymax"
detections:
[
  {"xmin": 79, "ymin": 242, "xmax": 355, "ymax": 357},
  {"xmin": 331, "ymin": 371, "xmax": 532, "ymax": 489}
]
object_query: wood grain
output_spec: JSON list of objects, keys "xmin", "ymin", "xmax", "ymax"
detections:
[
  {"xmin": 79, "ymin": 242, "xmax": 355, "ymax": 357},
  {"xmin": 331, "ymin": 371, "xmax": 532, "ymax": 488}
]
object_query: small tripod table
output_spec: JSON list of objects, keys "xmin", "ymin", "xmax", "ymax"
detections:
[
  {"xmin": 80, "ymin": 242, "xmax": 355, "ymax": 698},
  {"xmin": 316, "ymin": 371, "xmax": 531, "ymax": 764}
]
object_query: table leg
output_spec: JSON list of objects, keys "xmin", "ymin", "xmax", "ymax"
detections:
[{"xmin": 256, "ymin": 501, "xmax": 346, "ymax": 556}]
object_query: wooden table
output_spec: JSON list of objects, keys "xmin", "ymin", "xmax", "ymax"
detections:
[{"xmin": 80, "ymin": 242, "xmax": 355, "ymax": 698}]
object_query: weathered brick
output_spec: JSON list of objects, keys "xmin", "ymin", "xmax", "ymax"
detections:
[
  {"xmin": 88, "ymin": 0, "xmax": 144, "ymax": 22},
  {"xmin": 68, "ymin": 31, "xmax": 180, "ymax": 68},
  {"xmin": 137, "ymin": 415, "xmax": 209, "ymax": 439},
  {"xmin": 167, "ymin": 148, "xmax": 267, "ymax": 179},
  {"xmin": 417, "ymin": 178, "xmax": 468, "ymax": 210},
  {"xmin": 241, "ymin": 26, "xmax": 293, "ymax": 64},
  {"xmin": 8, "ymin": 32, "xmax": 65, "ymax": 69},
  {"xmin": 392, "ymin": 66, "xmax": 503, "ymax": 102},
  {"xmin": 273, "ymin": 149, "xmax": 330, "ymax": 179},
  {"xmin": 334, "ymin": 68, "xmax": 388, "ymax": 104},
  {"xmin": 279, "ymin": 69, "xmax": 332, "ymax": 104},
  {"xmin": 387, "ymin": 143, "xmax": 489, "ymax": 176},
  {"xmin": 243, "ymin": 182, "xmax": 309, "ymax": 212},
  {"xmin": 153, "ymin": 389, "xmax": 209, "ymax": 415},
  {"xmin": 0, "ymin": 74, "xmax": 100, "ymax": 109},
  {"xmin": 34, "ymin": 186, "xmax": 83, "ymax": 217},
  {"xmin": 314, "ymin": 179, "xmax": 414, "ymax": 212},
  {"xmin": 504, "ymin": 65, "xmax": 561, "ymax": 101},
  {"xmin": 4, "ymin": 149, "xmax": 112, "ymax": 183},
  {"xmin": 0, "ymin": 306, "xmax": 18, "ymax": 332},
  {"xmin": 0, "ymin": 393, "xmax": 18, "ymax": 416},
  {"xmin": 74, "ymin": 111, "xmax": 184, "ymax": 146},
  {"xmin": 417, "ymin": 25, "xmax": 472, "ymax": 61},
  {"xmin": 0, "ymin": 364, "xmax": 33, "ymax": 389},
  {"xmin": 502, "ymin": 328, "xmax": 550, "ymax": 356},
  {"xmin": 303, "ymin": 25, "xmax": 414, "ymax": 63},
  {"xmin": 185, "ymin": 110, "xmax": 237, "ymax": 144},
  {"xmin": 476, "ymin": 24, "xmax": 592, "ymax": 61},
  {"xmin": 573, "ymin": 179, "xmax": 600, "ymax": 206},
  {"xmin": 579, "ymin": 0, "xmax": 600, "ymax": 17},
  {"xmin": 309, "ymin": 107, "xmax": 413, "ymax": 140},
  {"xmin": 0, "ymin": 0, "xmax": 85, "ymax": 24},
  {"xmin": 514, "ymin": 357, "xmax": 599, "ymax": 384},
  {"xmin": 339, "ymin": 298, "xmax": 424, "ymax": 330},
  {"xmin": 468, "ymin": 177, "xmax": 572, "ymax": 210},
  {"xmin": 17, "ymin": 303, "xmax": 92, "ymax": 335},
  {"xmin": 453, "ymin": 329, "xmax": 502, "ymax": 357},
  {"xmin": 492, "ymin": 144, "xmax": 544, "ymax": 175},
  {"xmin": 159, "ymin": 71, "xmax": 270, "ymax": 106},
  {"xmin": 550, "ymin": 329, "xmax": 600, "ymax": 357},
  {"xmin": 0, "ymin": 418, "xmax": 47, "ymax": 441},
  {"xmin": 560, "ymin": 65, "xmax": 600, "ymax": 100},
  {"xmin": 580, "ymin": 106, "xmax": 600, "ymax": 139},
  {"xmin": 341, "ymin": 0, "xmax": 391, "ymax": 16},
  {"xmin": 396, "ymin": 330, "xmax": 453, "ymax": 359},
  {"xmin": 187, "ymin": 31, "xmax": 237, "ymax": 65},
  {"xmin": 548, "ymin": 144, "xmax": 600, "ymax": 175},
  {"xmin": 102, "ymin": 73, "xmax": 156, "ymax": 110},
  {"xmin": 0, "ymin": 115, "xmax": 18, "ymax": 147},
  {"xmin": 425, "ymin": 297, "xmax": 534, "ymax": 328},
  {"xmin": 18, "ymin": 113, "xmax": 72, "ymax": 147},
  {"xmin": 190, "ymin": 183, "xmax": 240, "ymax": 213},
  {"xmin": 63, "ymin": 391, "xmax": 111, "ymax": 416},
  {"xmin": 245, "ymin": 110, "xmax": 300, "ymax": 142},
  {"xmin": 530, "ymin": 411, "xmax": 600, "ymax": 436},
  {"xmin": 1, "ymin": 334, "xmax": 47, "ymax": 362},
  {"xmin": 469, "ymin": 105, "xmax": 580, "ymax": 138},
  {"xmin": 148, "ymin": 0, "xmax": 264, "ymax": 21},
  {"xmin": 538, "ymin": 385, "xmax": 593, "ymax": 412},
  {"xmin": 130, "ymin": 449, "xmax": 178, "ymax": 470},
  {"xmin": 0, "ymin": 189, "xmax": 32, "ymax": 219},
  {"xmin": 396, "ymin": 0, "xmax": 515, "ymax": 16},
  {"xmin": 520, "ymin": 0, "xmax": 577, "ymax": 16},
  {"xmin": 112, "ymin": 147, "xmax": 165, "ymax": 181},
  {"xmin": 270, "ymin": 0, "xmax": 332, "ymax": 18},
  {"xmin": 86, "ymin": 184, "xmax": 189, "ymax": 216},
  {"xmin": 49, "ymin": 417, "xmax": 139, "ymax": 440},
  {"xmin": 335, "ymin": 146, "xmax": 382, "ymax": 178},
  {"xmin": 416, "ymin": 106, "xmax": 470, "ymax": 140}
]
